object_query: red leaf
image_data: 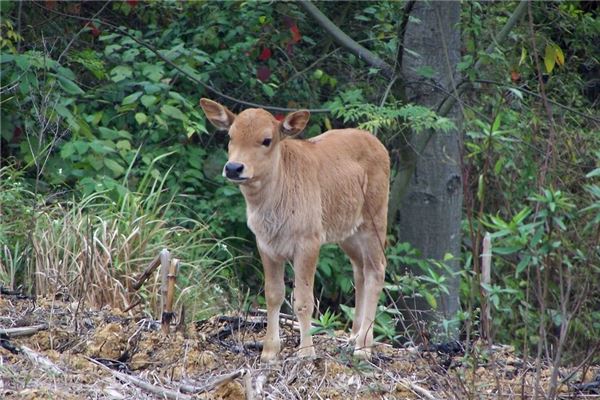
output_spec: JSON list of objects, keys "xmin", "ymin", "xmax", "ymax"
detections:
[
  {"xmin": 90, "ymin": 23, "xmax": 101, "ymax": 38},
  {"xmin": 274, "ymin": 114, "xmax": 285, "ymax": 122},
  {"xmin": 257, "ymin": 66, "xmax": 271, "ymax": 82},
  {"xmin": 510, "ymin": 70, "xmax": 521, "ymax": 83},
  {"xmin": 127, "ymin": 0, "xmax": 138, "ymax": 6},
  {"xmin": 258, "ymin": 47, "xmax": 272, "ymax": 61},
  {"xmin": 290, "ymin": 24, "xmax": 301, "ymax": 44}
]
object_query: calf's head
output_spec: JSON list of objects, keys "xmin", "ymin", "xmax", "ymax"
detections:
[{"xmin": 200, "ymin": 98, "xmax": 310, "ymax": 184}]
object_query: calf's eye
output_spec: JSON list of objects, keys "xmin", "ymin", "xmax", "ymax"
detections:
[{"xmin": 262, "ymin": 138, "xmax": 272, "ymax": 147}]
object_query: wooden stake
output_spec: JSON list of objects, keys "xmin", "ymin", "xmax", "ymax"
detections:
[
  {"xmin": 158, "ymin": 249, "xmax": 171, "ymax": 320},
  {"xmin": 161, "ymin": 257, "xmax": 179, "ymax": 334},
  {"xmin": 481, "ymin": 232, "xmax": 492, "ymax": 342}
]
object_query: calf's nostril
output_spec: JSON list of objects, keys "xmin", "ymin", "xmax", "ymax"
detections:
[{"xmin": 225, "ymin": 162, "xmax": 244, "ymax": 178}]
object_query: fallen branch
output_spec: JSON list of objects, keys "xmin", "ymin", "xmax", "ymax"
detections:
[
  {"xmin": 88, "ymin": 357, "xmax": 192, "ymax": 400},
  {"xmin": 0, "ymin": 286, "xmax": 33, "ymax": 299},
  {"xmin": 179, "ymin": 370, "xmax": 247, "ymax": 394},
  {"xmin": 20, "ymin": 345, "xmax": 63, "ymax": 375},
  {"xmin": 0, "ymin": 324, "xmax": 48, "ymax": 338},
  {"xmin": 397, "ymin": 378, "xmax": 440, "ymax": 400}
]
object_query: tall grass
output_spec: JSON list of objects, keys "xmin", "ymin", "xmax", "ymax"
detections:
[{"xmin": 0, "ymin": 163, "xmax": 240, "ymax": 317}]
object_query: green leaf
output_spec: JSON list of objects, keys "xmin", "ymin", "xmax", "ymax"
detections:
[
  {"xmin": 586, "ymin": 168, "xmax": 600, "ymax": 178},
  {"xmin": 57, "ymin": 76, "xmax": 84, "ymax": 95},
  {"xmin": 140, "ymin": 95, "xmax": 157, "ymax": 108},
  {"xmin": 544, "ymin": 44, "xmax": 556, "ymax": 74},
  {"xmin": 104, "ymin": 158, "xmax": 125, "ymax": 176},
  {"xmin": 493, "ymin": 246, "xmax": 522, "ymax": 255},
  {"xmin": 116, "ymin": 140, "xmax": 131, "ymax": 151},
  {"xmin": 98, "ymin": 127, "xmax": 121, "ymax": 139},
  {"xmin": 519, "ymin": 47, "xmax": 527, "ymax": 66},
  {"xmin": 74, "ymin": 141, "xmax": 89, "ymax": 154},
  {"xmin": 110, "ymin": 65, "xmax": 132, "ymax": 82},
  {"xmin": 516, "ymin": 255, "xmax": 532, "ymax": 275},
  {"xmin": 508, "ymin": 88, "xmax": 523, "ymax": 100},
  {"xmin": 554, "ymin": 44, "xmax": 565, "ymax": 66},
  {"xmin": 261, "ymin": 84, "xmax": 274, "ymax": 98},
  {"xmin": 416, "ymin": 66, "xmax": 435, "ymax": 79},
  {"xmin": 135, "ymin": 112, "xmax": 148, "ymax": 125},
  {"xmin": 142, "ymin": 64, "xmax": 164, "ymax": 82},
  {"xmin": 60, "ymin": 142, "xmax": 76, "ymax": 159},
  {"xmin": 161, "ymin": 104, "xmax": 186, "ymax": 121},
  {"xmin": 424, "ymin": 292, "xmax": 437, "ymax": 309},
  {"xmin": 491, "ymin": 113, "xmax": 501, "ymax": 133},
  {"xmin": 122, "ymin": 48, "xmax": 140, "ymax": 63},
  {"xmin": 122, "ymin": 91, "xmax": 143, "ymax": 105},
  {"xmin": 477, "ymin": 174, "xmax": 485, "ymax": 202}
]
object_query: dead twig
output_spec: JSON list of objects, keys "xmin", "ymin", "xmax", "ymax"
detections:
[
  {"xmin": 131, "ymin": 249, "xmax": 167, "ymax": 291},
  {"xmin": 87, "ymin": 357, "xmax": 192, "ymax": 400}
]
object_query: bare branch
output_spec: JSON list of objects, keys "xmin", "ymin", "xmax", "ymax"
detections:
[{"xmin": 297, "ymin": 1, "xmax": 395, "ymax": 79}]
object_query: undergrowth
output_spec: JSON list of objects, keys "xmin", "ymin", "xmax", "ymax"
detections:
[{"xmin": 0, "ymin": 163, "xmax": 240, "ymax": 318}]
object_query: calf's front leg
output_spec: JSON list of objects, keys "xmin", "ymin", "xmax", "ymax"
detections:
[
  {"xmin": 259, "ymin": 250, "xmax": 285, "ymax": 363},
  {"xmin": 292, "ymin": 239, "xmax": 320, "ymax": 358}
]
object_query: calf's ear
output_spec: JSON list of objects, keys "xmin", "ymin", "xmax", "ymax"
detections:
[
  {"xmin": 199, "ymin": 98, "xmax": 236, "ymax": 130},
  {"xmin": 280, "ymin": 110, "xmax": 310, "ymax": 136}
]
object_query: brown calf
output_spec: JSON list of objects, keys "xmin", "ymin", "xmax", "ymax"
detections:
[{"xmin": 200, "ymin": 99, "xmax": 390, "ymax": 361}]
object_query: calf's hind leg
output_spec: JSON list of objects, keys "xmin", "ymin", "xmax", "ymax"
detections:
[
  {"xmin": 340, "ymin": 237, "xmax": 365, "ymax": 340},
  {"xmin": 352, "ymin": 231, "xmax": 386, "ymax": 360}
]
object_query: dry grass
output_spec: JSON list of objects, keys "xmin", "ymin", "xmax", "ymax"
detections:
[{"xmin": 0, "ymin": 164, "xmax": 238, "ymax": 318}]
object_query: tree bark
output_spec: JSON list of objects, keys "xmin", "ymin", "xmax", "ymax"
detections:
[{"xmin": 396, "ymin": 0, "xmax": 463, "ymax": 338}]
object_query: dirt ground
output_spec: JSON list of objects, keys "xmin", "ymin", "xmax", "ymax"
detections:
[{"xmin": 1, "ymin": 294, "xmax": 598, "ymax": 399}]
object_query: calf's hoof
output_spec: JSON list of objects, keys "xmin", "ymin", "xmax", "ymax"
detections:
[
  {"xmin": 260, "ymin": 339, "xmax": 281, "ymax": 363},
  {"xmin": 260, "ymin": 350, "xmax": 279, "ymax": 363},
  {"xmin": 353, "ymin": 347, "xmax": 372, "ymax": 360},
  {"xmin": 297, "ymin": 346, "xmax": 316, "ymax": 359}
]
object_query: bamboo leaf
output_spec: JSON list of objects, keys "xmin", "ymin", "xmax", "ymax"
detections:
[
  {"xmin": 554, "ymin": 44, "xmax": 565, "ymax": 66},
  {"xmin": 544, "ymin": 45, "xmax": 556, "ymax": 74}
]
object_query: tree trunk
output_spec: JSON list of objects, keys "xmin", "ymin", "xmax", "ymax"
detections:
[{"xmin": 395, "ymin": 0, "xmax": 463, "ymax": 339}]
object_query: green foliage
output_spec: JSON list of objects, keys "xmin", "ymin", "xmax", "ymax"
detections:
[
  {"xmin": 311, "ymin": 308, "xmax": 344, "ymax": 336},
  {"xmin": 327, "ymin": 89, "xmax": 455, "ymax": 135}
]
